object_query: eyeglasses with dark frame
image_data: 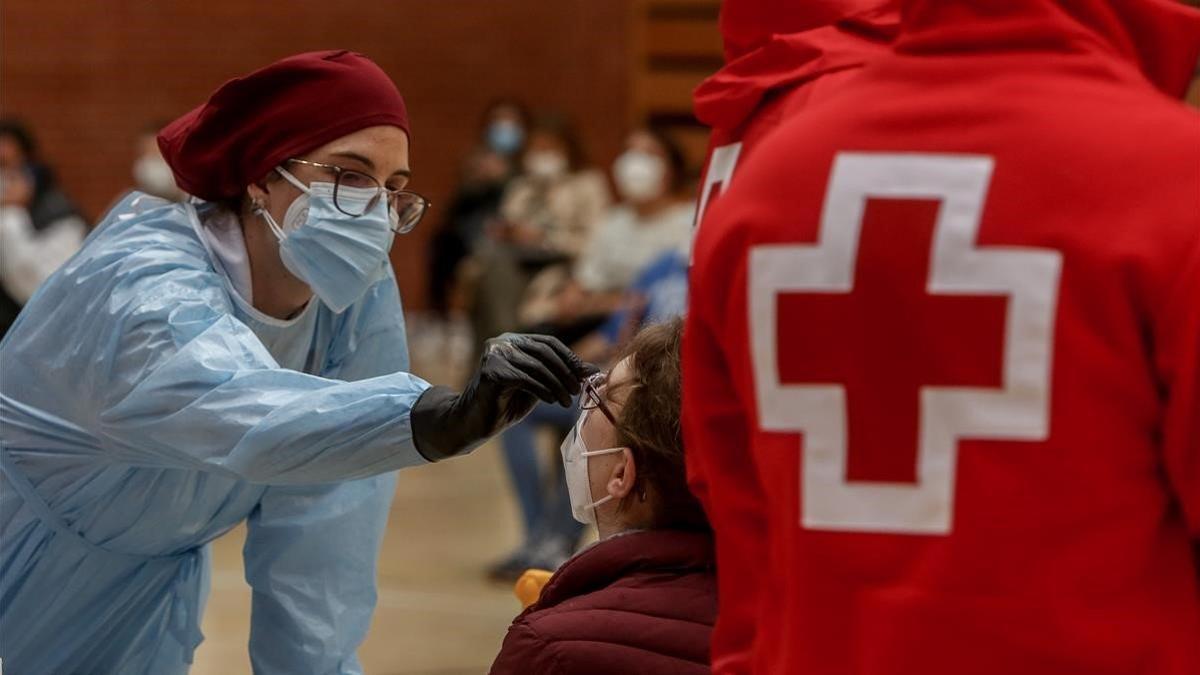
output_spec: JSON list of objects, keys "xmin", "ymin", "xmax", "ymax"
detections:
[
  {"xmin": 580, "ymin": 371, "xmax": 619, "ymax": 427},
  {"xmin": 285, "ymin": 158, "xmax": 431, "ymax": 234}
]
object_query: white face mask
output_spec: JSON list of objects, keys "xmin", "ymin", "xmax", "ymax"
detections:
[
  {"xmin": 612, "ymin": 149, "xmax": 666, "ymax": 204},
  {"xmin": 525, "ymin": 150, "xmax": 568, "ymax": 181},
  {"xmin": 133, "ymin": 155, "xmax": 178, "ymax": 198},
  {"xmin": 559, "ymin": 410, "xmax": 625, "ymax": 525}
]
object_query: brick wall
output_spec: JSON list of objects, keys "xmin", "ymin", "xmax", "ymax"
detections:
[{"xmin": 0, "ymin": 0, "xmax": 634, "ymax": 309}]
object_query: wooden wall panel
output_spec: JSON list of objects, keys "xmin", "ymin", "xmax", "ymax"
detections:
[
  {"xmin": 628, "ymin": 0, "xmax": 721, "ymax": 183},
  {"xmin": 0, "ymin": 0, "xmax": 633, "ymax": 309}
]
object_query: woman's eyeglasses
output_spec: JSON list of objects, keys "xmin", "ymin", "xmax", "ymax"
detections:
[
  {"xmin": 285, "ymin": 158, "xmax": 431, "ymax": 234},
  {"xmin": 580, "ymin": 371, "xmax": 618, "ymax": 426}
]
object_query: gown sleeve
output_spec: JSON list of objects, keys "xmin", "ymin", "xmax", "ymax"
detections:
[{"xmin": 73, "ymin": 233, "xmax": 433, "ymax": 485}]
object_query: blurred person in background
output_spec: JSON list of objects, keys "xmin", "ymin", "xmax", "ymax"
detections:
[
  {"xmin": 686, "ymin": 0, "xmax": 1200, "ymax": 672},
  {"xmin": 0, "ymin": 118, "xmax": 87, "ymax": 339},
  {"xmin": 428, "ymin": 99, "xmax": 529, "ymax": 322},
  {"xmin": 0, "ymin": 51, "xmax": 591, "ymax": 675},
  {"xmin": 132, "ymin": 120, "xmax": 185, "ymax": 201},
  {"xmin": 469, "ymin": 114, "xmax": 609, "ymax": 363},
  {"xmin": 490, "ymin": 318, "xmax": 715, "ymax": 675},
  {"xmin": 584, "ymin": 237, "xmax": 692, "ymax": 361},
  {"xmin": 487, "ymin": 127, "xmax": 692, "ymax": 580},
  {"xmin": 521, "ymin": 125, "xmax": 693, "ymax": 346}
]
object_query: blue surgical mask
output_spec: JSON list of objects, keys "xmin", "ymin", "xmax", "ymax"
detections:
[
  {"xmin": 486, "ymin": 120, "xmax": 524, "ymax": 156},
  {"xmin": 257, "ymin": 167, "xmax": 395, "ymax": 313}
]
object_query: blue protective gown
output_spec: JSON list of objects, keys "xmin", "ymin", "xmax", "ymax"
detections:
[{"xmin": 0, "ymin": 193, "xmax": 432, "ymax": 674}]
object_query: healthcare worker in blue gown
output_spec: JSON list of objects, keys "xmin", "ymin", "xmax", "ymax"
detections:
[{"xmin": 0, "ymin": 51, "xmax": 592, "ymax": 675}]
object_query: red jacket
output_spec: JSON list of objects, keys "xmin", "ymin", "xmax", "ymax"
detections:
[
  {"xmin": 684, "ymin": 0, "xmax": 1200, "ymax": 673},
  {"xmin": 489, "ymin": 530, "xmax": 716, "ymax": 675},
  {"xmin": 691, "ymin": 0, "xmax": 899, "ymax": 231}
]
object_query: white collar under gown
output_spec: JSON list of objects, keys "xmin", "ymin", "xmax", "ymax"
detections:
[{"xmin": 0, "ymin": 192, "xmax": 432, "ymax": 675}]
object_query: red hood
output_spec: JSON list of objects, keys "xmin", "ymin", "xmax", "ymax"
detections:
[
  {"xmin": 899, "ymin": 0, "xmax": 1200, "ymax": 98},
  {"xmin": 720, "ymin": 0, "xmax": 898, "ymax": 61},
  {"xmin": 695, "ymin": 2, "xmax": 900, "ymax": 133}
]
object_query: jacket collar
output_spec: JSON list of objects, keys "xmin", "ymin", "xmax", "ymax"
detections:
[{"xmin": 533, "ymin": 529, "xmax": 714, "ymax": 610}]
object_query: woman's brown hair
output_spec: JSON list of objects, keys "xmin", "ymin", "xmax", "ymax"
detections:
[{"xmin": 608, "ymin": 317, "xmax": 709, "ymax": 532}]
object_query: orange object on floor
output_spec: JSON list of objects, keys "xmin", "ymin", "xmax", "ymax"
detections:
[{"xmin": 514, "ymin": 569, "xmax": 553, "ymax": 609}]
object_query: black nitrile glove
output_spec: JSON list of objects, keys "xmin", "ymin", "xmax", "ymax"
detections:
[{"xmin": 411, "ymin": 333, "xmax": 598, "ymax": 461}]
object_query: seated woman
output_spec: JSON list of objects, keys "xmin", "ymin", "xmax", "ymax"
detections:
[{"xmin": 489, "ymin": 318, "xmax": 716, "ymax": 675}]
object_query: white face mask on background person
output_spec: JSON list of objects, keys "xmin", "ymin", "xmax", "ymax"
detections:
[
  {"xmin": 133, "ymin": 155, "xmax": 178, "ymax": 198},
  {"xmin": 559, "ymin": 410, "xmax": 625, "ymax": 526},
  {"xmin": 524, "ymin": 150, "xmax": 568, "ymax": 181},
  {"xmin": 255, "ymin": 166, "xmax": 397, "ymax": 313},
  {"xmin": 612, "ymin": 149, "xmax": 667, "ymax": 204}
]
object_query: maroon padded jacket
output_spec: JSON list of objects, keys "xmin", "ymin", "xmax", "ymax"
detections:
[{"xmin": 489, "ymin": 529, "xmax": 717, "ymax": 675}]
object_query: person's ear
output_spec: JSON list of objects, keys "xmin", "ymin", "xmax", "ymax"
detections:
[
  {"xmin": 606, "ymin": 448, "xmax": 637, "ymax": 500},
  {"xmin": 246, "ymin": 182, "xmax": 268, "ymax": 210}
]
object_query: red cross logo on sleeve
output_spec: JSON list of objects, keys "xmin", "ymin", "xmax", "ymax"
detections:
[
  {"xmin": 692, "ymin": 143, "xmax": 743, "ymax": 264},
  {"xmin": 696, "ymin": 143, "xmax": 742, "ymax": 230},
  {"xmin": 749, "ymin": 153, "xmax": 1063, "ymax": 535}
]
